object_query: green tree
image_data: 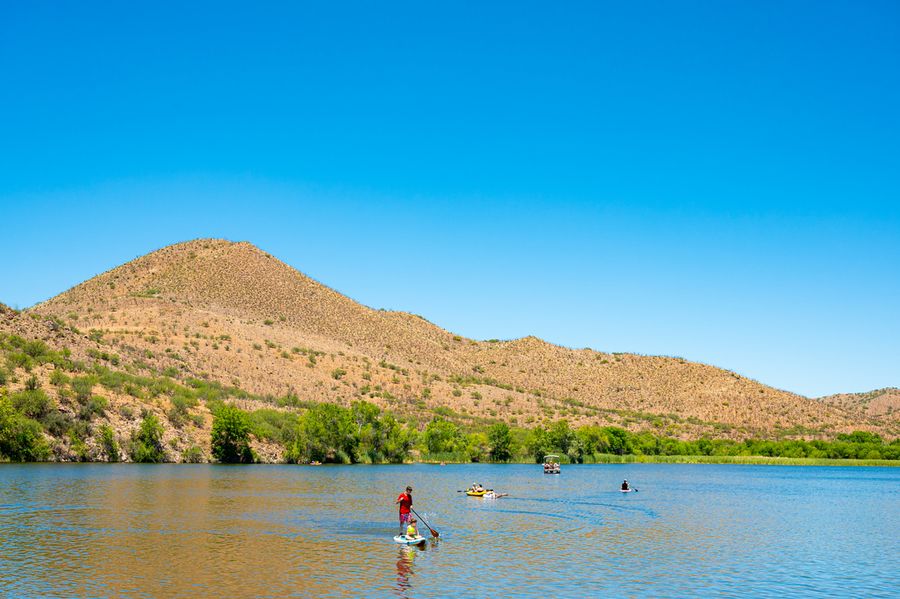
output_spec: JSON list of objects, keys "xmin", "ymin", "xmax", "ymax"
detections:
[
  {"xmin": 575, "ymin": 425, "xmax": 609, "ymax": 457},
  {"xmin": 351, "ymin": 400, "xmax": 381, "ymax": 462},
  {"xmin": 211, "ymin": 404, "xmax": 254, "ymax": 463},
  {"xmin": 526, "ymin": 425, "xmax": 550, "ymax": 462},
  {"xmin": 527, "ymin": 420, "xmax": 577, "ymax": 462},
  {"xmin": 377, "ymin": 413, "xmax": 415, "ymax": 463},
  {"xmin": 547, "ymin": 420, "xmax": 574, "ymax": 454},
  {"xmin": 290, "ymin": 403, "xmax": 356, "ymax": 463},
  {"xmin": 350, "ymin": 401, "xmax": 413, "ymax": 463},
  {"xmin": 603, "ymin": 427, "xmax": 633, "ymax": 455},
  {"xmin": 465, "ymin": 432, "xmax": 489, "ymax": 462},
  {"xmin": 488, "ymin": 423, "xmax": 513, "ymax": 462},
  {"xmin": 632, "ymin": 431, "xmax": 661, "ymax": 456},
  {"xmin": 837, "ymin": 431, "xmax": 883, "ymax": 444},
  {"xmin": 423, "ymin": 416, "xmax": 462, "ymax": 454}
]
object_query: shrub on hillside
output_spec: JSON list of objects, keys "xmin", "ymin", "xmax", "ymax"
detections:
[
  {"xmin": 80, "ymin": 395, "xmax": 108, "ymax": 420},
  {"xmin": 71, "ymin": 376, "xmax": 97, "ymax": 403},
  {"xmin": 167, "ymin": 389, "xmax": 199, "ymax": 429},
  {"xmin": 0, "ymin": 396, "xmax": 51, "ymax": 461},
  {"xmin": 49, "ymin": 369, "xmax": 69, "ymax": 387},
  {"xmin": 181, "ymin": 445, "xmax": 205, "ymax": 463},
  {"xmin": 99, "ymin": 424, "xmax": 119, "ymax": 462},
  {"xmin": 211, "ymin": 404, "xmax": 254, "ymax": 463},
  {"xmin": 41, "ymin": 409, "xmax": 75, "ymax": 437},
  {"xmin": 6, "ymin": 352, "xmax": 33, "ymax": 371},
  {"xmin": 69, "ymin": 430, "xmax": 92, "ymax": 462},
  {"xmin": 167, "ymin": 406, "xmax": 187, "ymax": 429},
  {"xmin": 11, "ymin": 389, "xmax": 53, "ymax": 419},
  {"xmin": 22, "ymin": 340, "xmax": 48, "ymax": 359},
  {"xmin": 129, "ymin": 414, "xmax": 167, "ymax": 463}
]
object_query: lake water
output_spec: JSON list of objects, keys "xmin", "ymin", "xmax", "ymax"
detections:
[{"xmin": 0, "ymin": 463, "xmax": 897, "ymax": 598}]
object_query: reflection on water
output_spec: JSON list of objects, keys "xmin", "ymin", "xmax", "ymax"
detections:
[
  {"xmin": 395, "ymin": 546, "xmax": 413, "ymax": 597},
  {"xmin": 395, "ymin": 543, "xmax": 429, "ymax": 598},
  {"xmin": 0, "ymin": 464, "xmax": 897, "ymax": 598}
]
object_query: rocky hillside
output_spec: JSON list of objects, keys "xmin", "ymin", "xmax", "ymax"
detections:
[
  {"xmin": 818, "ymin": 388, "xmax": 900, "ymax": 423},
  {"xmin": 24, "ymin": 239, "xmax": 895, "ymax": 441}
]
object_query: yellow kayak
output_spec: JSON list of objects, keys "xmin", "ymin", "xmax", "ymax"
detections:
[{"xmin": 465, "ymin": 489, "xmax": 487, "ymax": 497}]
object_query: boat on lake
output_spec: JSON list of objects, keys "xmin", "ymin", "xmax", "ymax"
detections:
[{"xmin": 543, "ymin": 454, "xmax": 561, "ymax": 474}]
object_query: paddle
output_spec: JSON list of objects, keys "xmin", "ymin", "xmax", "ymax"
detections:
[{"xmin": 409, "ymin": 507, "xmax": 439, "ymax": 538}]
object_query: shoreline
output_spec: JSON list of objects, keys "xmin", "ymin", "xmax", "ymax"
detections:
[
  {"xmin": 418, "ymin": 455, "xmax": 900, "ymax": 467},
  {"xmin": 2, "ymin": 457, "xmax": 897, "ymax": 467},
  {"xmin": 2, "ymin": 458, "xmax": 897, "ymax": 467}
]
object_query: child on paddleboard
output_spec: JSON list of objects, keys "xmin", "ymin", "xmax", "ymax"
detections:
[{"xmin": 406, "ymin": 518, "xmax": 419, "ymax": 540}]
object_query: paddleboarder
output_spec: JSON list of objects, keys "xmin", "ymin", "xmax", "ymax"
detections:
[
  {"xmin": 621, "ymin": 479, "xmax": 630, "ymax": 491},
  {"xmin": 395, "ymin": 485, "xmax": 413, "ymax": 535}
]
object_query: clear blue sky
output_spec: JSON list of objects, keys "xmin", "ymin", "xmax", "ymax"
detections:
[{"xmin": 1, "ymin": 1, "xmax": 898, "ymax": 397}]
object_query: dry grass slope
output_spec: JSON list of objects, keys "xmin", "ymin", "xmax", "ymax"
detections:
[{"xmin": 818, "ymin": 388, "xmax": 900, "ymax": 423}]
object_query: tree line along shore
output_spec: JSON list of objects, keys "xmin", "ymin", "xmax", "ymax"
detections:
[{"xmin": 1, "ymin": 332, "xmax": 898, "ymax": 464}]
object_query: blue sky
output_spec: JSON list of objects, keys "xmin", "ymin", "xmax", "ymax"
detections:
[{"xmin": 1, "ymin": 1, "xmax": 898, "ymax": 397}]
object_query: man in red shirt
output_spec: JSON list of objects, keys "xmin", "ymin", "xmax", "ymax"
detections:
[{"xmin": 395, "ymin": 485, "xmax": 413, "ymax": 535}]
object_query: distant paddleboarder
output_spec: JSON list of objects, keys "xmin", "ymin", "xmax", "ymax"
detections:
[
  {"xmin": 621, "ymin": 479, "xmax": 630, "ymax": 491},
  {"xmin": 395, "ymin": 485, "xmax": 413, "ymax": 535}
]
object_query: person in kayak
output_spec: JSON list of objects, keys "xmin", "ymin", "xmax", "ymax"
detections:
[
  {"xmin": 621, "ymin": 479, "xmax": 630, "ymax": 491},
  {"xmin": 405, "ymin": 517, "xmax": 419, "ymax": 540},
  {"xmin": 396, "ymin": 486, "xmax": 413, "ymax": 535}
]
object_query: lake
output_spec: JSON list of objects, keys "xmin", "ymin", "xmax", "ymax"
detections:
[{"xmin": 0, "ymin": 463, "xmax": 897, "ymax": 598}]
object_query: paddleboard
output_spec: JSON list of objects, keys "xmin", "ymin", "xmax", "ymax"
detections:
[
  {"xmin": 394, "ymin": 535, "xmax": 426, "ymax": 545},
  {"xmin": 620, "ymin": 489, "xmax": 635, "ymax": 493}
]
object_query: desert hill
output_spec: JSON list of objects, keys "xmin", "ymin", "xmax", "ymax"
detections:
[{"xmin": 25, "ymin": 239, "xmax": 895, "ymax": 441}]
